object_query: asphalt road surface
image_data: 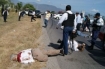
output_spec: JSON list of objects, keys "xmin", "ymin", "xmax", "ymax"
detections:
[{"xmin": 42, "ymin": 16, "xmax": 105, "ymax": 69}]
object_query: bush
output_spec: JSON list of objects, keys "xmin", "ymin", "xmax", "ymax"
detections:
[{"xmin": 23, "ymin": 3, "xmax": 35, "ymax": 10}]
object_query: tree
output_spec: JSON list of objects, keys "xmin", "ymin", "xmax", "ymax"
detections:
[
  {"xmin": 17, "ymin": 2, "xmax": 23, "ymax": 10},
  {"xmin": 0, "ymin": 0, "xmax": 7, "ymax": 5},
  {"xmin": 23, "ymin": 3, "xmax": 35, "ymax": 10},
  {"xmin": 51, "ymin": 11, "xmax": 55, "ymax": 14}
]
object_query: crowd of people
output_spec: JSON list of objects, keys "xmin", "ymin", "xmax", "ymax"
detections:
[
  {"xmin": 56, "ymin": 5, "xmax": 104, "ymax": 55},
  {"xmin": 1, "ymin": 6, "xmax": 36, "ymax": 22}
]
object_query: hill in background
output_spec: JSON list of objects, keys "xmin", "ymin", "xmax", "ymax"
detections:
[{"xmin": 11, "ymin": 0, "xmax": 63, "ymax": 12}]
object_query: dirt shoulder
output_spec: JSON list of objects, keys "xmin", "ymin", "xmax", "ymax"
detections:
[{"xmin": 0, "ymin": 12, "xmax": 45, "ymax": 69}]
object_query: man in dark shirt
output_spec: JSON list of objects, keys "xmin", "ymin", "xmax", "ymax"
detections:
[
  {"xmin": 56, "ymin": 5, "xmax": 77, "ymax": 55},
  {"xmin": 3, "ymin": 9, "xmax": 9, "ymax": 22}
]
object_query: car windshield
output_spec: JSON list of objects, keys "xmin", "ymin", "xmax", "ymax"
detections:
[{"xmin": 35, "ymin": 10, "xmax": 41, "ymax": 13}]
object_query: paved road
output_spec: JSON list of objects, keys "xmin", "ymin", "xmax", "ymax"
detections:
[{"xmin": 42, "ymin": 16, "xmax": 105, "ymax": 69}]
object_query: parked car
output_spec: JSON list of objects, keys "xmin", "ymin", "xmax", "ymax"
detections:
[
  {"xmin": 53, "ymin": 14, "xmax": 62, "ymax": 20},
  {"xmin": 35, "ymin": 10, "xmax": 41, "ymax": 18},
  {"xmin": 28, "ymin": 10, "xmax": 33, "ymax": 16}
]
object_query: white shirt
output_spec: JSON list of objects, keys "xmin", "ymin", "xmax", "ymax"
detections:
[
  {"xmin": 97, "ymin": 17, "xmax": 104, "ymax": 26},
  {"xmin": 20, "ymin": 49, "xmax": 35, "ymax": 64},
  {"xmin": 3, "ymin": 10, "xmax": 9, "ymax": 15},
  {"xmin": 76, "ymin": 14, "xmax": 82, "ymax": 24},
  {"xmin": 68, "ymin": 40, "xmax": 79, "ymax": 51},
  {"xmin": 32, "ymin": 11, "xmax": 35, "ymax": 15},
  {"xmin": 81, "ymin": 18, "xmax": 84, "ymax": 24},
  {"xmin": 57, "ymin": 10, "xmax": 77, "ymax": 31},
  {"xmin": 19, "ymin": 11, "xmax": 21, "ymax": 16},
  {"xmin": 45, "ymin": 13, "xmax": 51, "ymax": 20}
]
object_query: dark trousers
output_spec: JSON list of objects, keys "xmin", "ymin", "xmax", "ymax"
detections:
[
  {"xmin": 44, "ymin": 19, "xmax": 48, "ymax": 27},
  {"xmin": 31, "ymin": 15, "xmax": 36, "ymax": 22},
  {"xmin": 63, "ymin": 27, "xmax": 73, "ymax": 55},
  {"xmin": 18, "ymin": 16, "xmax": 21, "ymax": 21},
  {"xmin": 76, "ymin": 23, "xmax": 81, "ymax": 31},
  {"xmin": 83, "ymin": 24, "xmax": 90, "ymax": 31},
  {"xmin": 3, "ymin": 16, "xmax": 7, "ymax": 22},
  {"xmin": 91, "ymin": 29, "xmax": 100, "ymax": 47}
]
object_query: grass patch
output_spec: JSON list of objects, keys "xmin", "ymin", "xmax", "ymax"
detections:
[{"xmin": 0, "ymin": 12, "xmax": 46, "ymax": 69}]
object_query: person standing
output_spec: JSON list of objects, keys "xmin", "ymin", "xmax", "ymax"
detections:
[
  {"xmin": 56, "ymin": 5, "xmax": 77, "ymax": 55},
  {"xmin": 88, "ymin": 13, "xmax": 104, "ymax": 50},
  {"xmin": 31, "ymin": 10, "xmax": 36, "ymax": 22},
  {"xmin": 75, "ymin": 13, "xmax": 90, "ymax": 37},
  {"xmin": 3, "ymin": 9, "xmax": 9, "ymax": 22},
  {"xmin": 76, "ymin": 12, "xmax": 82, "ymax": 31},
  {"xmin": 44, "ymin": 11, "xmax": 51, "ymax": 28},
  {"xmin": 83, "ymin": 15, "xmax": 90, "ymax": 32},
  {"xmin": 18, "ymin": 10, "xmax": 23, "ymax": 21}
]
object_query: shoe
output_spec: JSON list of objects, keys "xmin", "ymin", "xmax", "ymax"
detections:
[
  {"xmin": 84, "ymin": 36, "xmax": 87, "ymax": 38},
  {"xmin": 88, "ymin": 46, "xmax": 93, "ymax": 50},
  {"xmin": 87, "ymin": 35, "xmax": 90, "ymax": 38},
  {"xmin": 57, "ymin": 39, "xmax": 62, "ymax": 43},
  {"xmin": 60, "ymin": 49, "xmax": 64, "ymax": 56}
]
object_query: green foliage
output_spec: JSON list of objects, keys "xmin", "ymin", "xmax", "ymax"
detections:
[
  {"xmin": 23, "ymin": 3, "xmax": 35, "ymax": 10},
  {"xmin": 0, "ymin": 0, "xmax": 8, "ymax": 5},
  {"xmin": 17, "ymin": 2, "xmax": 23, "ymax": 10},
  {"xmin": 51, "ymin": 11, "xmax": 55, "ymax": 14}
]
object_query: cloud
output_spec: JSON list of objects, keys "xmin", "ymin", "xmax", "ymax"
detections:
[
  {"xmin": 48, "ymin": 1, "xmax": 50, "ymax": 2},
  {"xmin": 91, "ymin": 9, "xmax": 99, "ymax": 12},
  {"xmin": 36, "ymin": 0, "xmax": 41, "ymax": 2}
]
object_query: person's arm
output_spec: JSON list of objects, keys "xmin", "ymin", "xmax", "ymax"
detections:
[
  {"xmin": 7, "ymin": 11, "xmax": 9, "ymax": 15},
  {"xmin": 73, "ymin": 15, "xmax": 77, "ymax": 31},
  {"xmin": 97, "ymin": 18, "xmax": 104, "ymax": 26},
  {"xmin": 56, "ymin": 13, "xmax": 67, "ymax": 28},
  {"xmin": 2, "ymin": 11, "xmax": 5, "ymax": 15}
]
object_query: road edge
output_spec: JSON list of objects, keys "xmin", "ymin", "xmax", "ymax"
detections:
[{"xmin": 40, "ymin": 16, "xmax": 61, "ymax": 69}]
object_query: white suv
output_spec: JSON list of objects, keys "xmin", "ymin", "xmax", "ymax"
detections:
[{"xmin": 53, "ymin": 14, "xmax": 62, "ymax": 20}]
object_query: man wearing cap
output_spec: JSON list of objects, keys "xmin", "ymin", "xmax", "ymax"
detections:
[{"xmin": 88, "ymin": 13, "xmax": 104, "ymax": 50}]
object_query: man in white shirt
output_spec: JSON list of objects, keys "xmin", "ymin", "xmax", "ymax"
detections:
[
  {"xmin": 44, "ymin": 11, "xmax": 51, "ymax": 28},
  {"xmin": 18, "ymin": 10, "xmax": 23, "ymax": 21},
  {"xmin": 76, "ymin": 12, "xmax": 82, "ymax": 31},
  {"xmin": 31, "ymin": 11, "xmax": 36, "ymax": 22},
  {"xmin": 68, "ymin": 40, "xmax": 85, "ymax": 51},
  {"xmin": 56, "ymin": 5, "xmax": 77, "ymax": 55},
  {"xmin": 11, "ymin": 48, "xmax": 64, "ymax": 63},
  {"xmin": 57, "ymin": 33, "xmax": 85, "ymax": 52}
]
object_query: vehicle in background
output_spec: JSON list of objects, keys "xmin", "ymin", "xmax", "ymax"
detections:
[
  {"xmin": 53, "ymin": 14, "xmax": 62, "ymax": 20},
  {"xmin": 90, "ymin": 19, "xmax": 94, "ymax": 25},
  {"xmin": 35, "ymin": 10, "xmax": 41, "ymax": 18},
  {"xmin": 28, "ymin": 10, "xmax": 33, "ymax": 16}
]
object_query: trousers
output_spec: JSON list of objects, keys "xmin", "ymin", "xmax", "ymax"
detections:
[
  {"xmin": 44, "ymin": 19, "xmax": 48, "ymax": 27},
  {"xmin": 91, "ymin": 29, "xmax": 100, "ymax": 46},
  {"xmin": 31, "ymin": 48, "xmax": 60, "ymax": 62},
  {"xmin": 63, "ymin": 27, "xmax": 73, "ymax": 55}
]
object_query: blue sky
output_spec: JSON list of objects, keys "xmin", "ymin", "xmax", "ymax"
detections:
[{"xmin": 19, "ymin": 0, "xmax": 105, "ymax": 16}]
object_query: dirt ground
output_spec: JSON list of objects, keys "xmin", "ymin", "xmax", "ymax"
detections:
[{"xmin": 0, "ymin": 12, "xmax": 46, "ymax": 69}]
